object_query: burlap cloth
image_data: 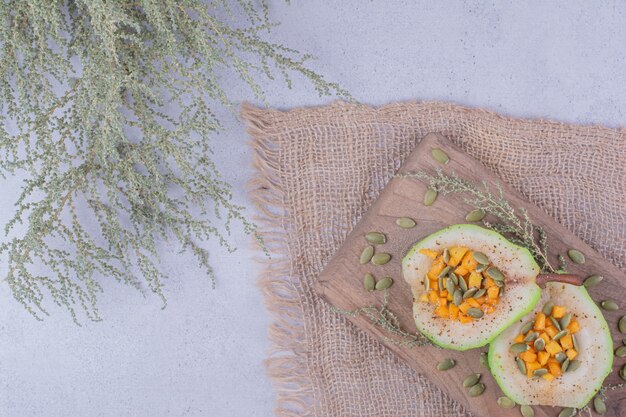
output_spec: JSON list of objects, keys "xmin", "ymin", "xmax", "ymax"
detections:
[{"xmin": 243, "ymin": 101, "xmax": 626, "ymax": 417}]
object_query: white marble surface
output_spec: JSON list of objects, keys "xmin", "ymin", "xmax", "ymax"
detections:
[{"xmin": 2, "ymin": 2, "xmax": 626, "ymax": 417}]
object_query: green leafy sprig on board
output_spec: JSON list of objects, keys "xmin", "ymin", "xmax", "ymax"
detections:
[{"xmin": 0, "ymin": 1, "xmax": 347, "ymax": 322}]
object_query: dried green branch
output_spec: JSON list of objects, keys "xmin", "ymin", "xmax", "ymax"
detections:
[{"xmin": 0, "ymin": 0, "xmax": 348, "ymax": 322}]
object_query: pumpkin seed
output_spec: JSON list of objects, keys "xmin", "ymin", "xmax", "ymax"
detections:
[
  {"xmin": 443, "ymin": 248, "xmax": 450, "ymax": 264},
  {"xmin": 561, "ymin": 358, "xmax": 570, "ymax": 372},
  {"xmin": 396, "ymin": 217, "xmax": 416, "ymax": 228},
  {"xmin": 555, "ymin": 352, "xmax": 567, "ymax": 363},
  {"xmin": 520, "ymin": 321, "xmax": 534, "ymax": 335},
  {"xmin": 510, "ymin": 343, "xmax": 529, "ymax": 353},
  {"xmin": 553, "ymin": 329, "xmax": 569, "ymax": 341},
  {"xmin": 533, "ymin": 368, "xmax": 548, "ymax": 377},
  {"xmin": 423, "ymin": 188, "xmax": 438, "ymax": 206},
  {"xmin": 375, "ymin": 277, "xmax": 393, "ymax": 291},
  {"xmin": 467, "ymin": 383, "xmax": 485, "ymax": 397},
  {"xmin": 560, "ymin": 312, "xmax": 572, "ymax": 329},
  {"xmin": 542, "ymin": 300, "xmax": 554, "ymax": 315},
  {"xmin": 549, "ymin": 316, "xmax": 562, "ymax": 331},
  {"xmin": 515, "ymin": 357, "xmax": 526, "ymax": 374},
  {"xmin": 520, "ymin": 404, "xmax": 534, "ymax": 417},
  {"xmin": 438, "ymin": 275, "xmax": 445, "ymax": 292},
  {"xmin": 567, "ymin": 360, "xmax": 581, "ymax": 372},
  {"xmin": 558, "ymin": 407, "xmax": 577, "ymax": 417},
  {"xmin": 619, "ymin": 316, "xmax": 626, "ymax": 334},
  {"xmin": 572, "ymin": 334, "xmax": 580, "ymax": 352},
  {"xmin": 467, "ymin": 308, "xmax": 484, "ymax": 319},
  {"xmin": 431, "ymin": 148, "xmax": 450, "ymax": 164},
  {"xmin": 601, "ymin": 300, "xmax": 619, "ymax": 311},
  {"xmin": 371, "ymin": 253, "xmax": 391, "ymax": 265},
  {"xmin": 436, "ymin": 358, "xmax": 456, "ymax": 371},
  {"xmin": 472, "ymin": 251, "xmax": 489, "ymax": 265},
  {"xmin": 480, "ymin": 351, "xmax": 489, "ymax": 368},
  {"xmin": 453, "ymin": 289, "xmax": 463, "ymax": 306},
  {"xmin": 365, "ymin": 232, "xmax": 386, "ymax": 245},
  {"xmin": 363, "ymin": 273, "xmax": 376, "ymax": 291},
  {"xmin": 474, "ymin": 288, "xmax": 486, "ymax": 298},
  {"xmin": 486, "ymin": 266, "xmax": 504, "ymax": 282},
  {"xmin": 446, "ymin": 278, "xmax": 456, "ymax": 294},
  {"xmin": 438, "ymin": 266, "xmax": 452, "ymax": 279},
  {"xmin": 620, "ymin": 365, "xmax": 626, "ymax": 381},
  {"xmin": 465, "ymin": 208, "xmax": 486, "ymax": 222},
  {"xmin": 463, "ymin": 288, "xmax": 478, "ymax": 299},
  {"xmin": 475, "ymin": 263, "xmax": 488, "ymax": 272},
  {"xmin": 615, "ymin": 346, "xmax": 626, "ymax": 357},
  {"xmin": 447, "ymin": 270, "xmax": 459, "ymax": 285},
  {"xmin": 462, "ymin": 373, "xmax": 481, "ymax": 388},
  {"xmin": 534, "ymin": 338, "xmax": 545, "ymax": 351},
  {"xmin": 567, "ymin": 249, "xmax": 585, "ymax": 264},
  {"xmin": 423, "ymin": 276, "xmax": 430, "ymax": 291},
  {"xmin": 524, "ymin": 332, "xmax": 539, "ymax": 343},
  {"xmin": 593, "ymin": 396, "xmax": 607, "ymax": 415},
  {"xmin": 495, "ymin": 279, "xmax": 504, "ymax": 287},
  {"xmin": 497, "ymin": 396, "xmax": 516, "ymax": 409},
  {"xmin": 457, "ymin": 274, "xmax": 467, "ymax": 292},
  {"xmin": 583, "ymin": 274, "xmax": 603, "ymax": 288},
  {"xmin": 359, "ymin": 245, "xmax": 374, "ymax": 264}
]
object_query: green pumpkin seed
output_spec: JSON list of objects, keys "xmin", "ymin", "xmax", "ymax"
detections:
[
  {"xmin": 495, "ymin": 279, "xmax": 505, "ymax": 287},
  {"xmin": 516, "ymin": 357, "xmax": 526, "ymax": 374},
  {"xmin": 396, "ymin": 217, "xmax": 416, "ymax": 228},
  {"xmin": 593, "ymin": 396, "xmax": 607, "ymax": 415},
  {"xmin": 553, "ymin": 329, "xmax": 569, "ymax": 341},
  {"xmin": 436, "ymin": 358, "xmax": 456, "ymax": 371},
  {"xmin": 438, "ymin": 266, "xmax": 452, "ymax": 279},
  {"xmin": 560, "ymin": 312, "xmax": 572, "ymax": 329},
  {"xmin": 423, "ymin": 276, "xmax": 430, "ymax": 291},
  {"xmin": 520, "ymin": 404, "xmax": 534, "ymax": 417},
  {"xmin": 424, "ymin": 188, "xmax": 438, "ymax": 206},
  {"xmin": 533, "ymin": 368, "xmax": 548, "ymax": 377},
  {"xmin": 359, "ymin": 245, "xmax": 374, "ymax": 264},
  {"xmin": 371, "ymin": 253, "xmax": 391, "ymax": 265},
  {"xmin": 567, "ymin": 360, "xmax": 581, "ymax": 372},
  {"xmin": 467, "ymin": 308, "xmax": 484, "ymax": 319},
  {"xmin": 468, "ymin": 383, "xmax": 485, "ymax": 397},
  {"xmin": 443, "ymin": 248, "xmax": 450, "ymax": 264},
  {"xmin": 520, "ymin": 321, "xmax": 534, "ymax": 335},
  {"xmin": 365, "ymin": 232, "xmax": 386, "ymax": 245},
  {"xmin": 447, "ymin": 270, "xmax": 459, "ymax": 284},
  {"xmin": 620, "ymin": 365, "xmax": 626, "ymax": 381},
  {"xmin": 601, "ymin": 300, "xmax": 619, "ymax": 311},
  {"xmin": 472, "ymin": 251, "xmax": 489, "ymax": 265},
  {"xmin": 475, "ymin": 263, "xmax": 488, "ymax": 272},
  {"xmin": 558, "ymin": 407, "xmax": 577, "ymax": 417},
  {"xmin": 497, "ymin": 396, "xmax": 516, "ymax": 409},
  {"xmin": 480, "ymin": 351, "xmax": 489, "ymax": 368},
  {"xmin": 534, "ymin": 338, "xmax": 545, "ymax": 351},
  {"xmin": 555, "ymin": 352, "xmax": 567, "ymax": 363},
  {"xmin": 583, "ymin": 274, "xmax": 603, "ymax": 288},
  {"xmin": 457, "ymin": 274, "xmax": 467, "ymax": 292},
  {"xmin": 463, "ymin": 288, "xmax": 478, "ymax": 299},
  {"xmin": 567, "ymin": 249, "xmax": 585, "ymax": 264},
  {"xmin": 524, "ymin": 332, "xmax": 539, "ymax": 343},
  {"xmin": 465, "ymin": 208, "xmax": 486, "ymax": 222},
  {"xmin": 572, "ymin": 334, "xmax": 579, "ymax": 352},
  {"xmin": 363, "ymin": 273, "xmax": 376, "ymax": 291},
  {"xmin": 550, "ymin": 316, "xmax": 562, "ymax": 331},
  {"xmin": 375, "ymin": 277, "xmax": 393, "ymax": 291},
  {"xmin": 474, "ymin": 288, "xmax": 486, "ymax": 298},
  {"xmin": 619, "ymin": 316, "xmax": 626, "ymax": 334},
  {"xmin": 462, "ymin": 373, "xmax": 481, "ymax": 388},
  {"xmin": 486, "ymin": 266, "xmax": 504, "ymax": 282},
  {"xmin": 446, "ymin": 278, "xmax": 456, "ymax": 294},
  {"xmin": 438, "ymin": 275, "xmax": 445, "ymax": 292},
  {"xmin": 561, "ymin": 358, "xmax": 570, "ymax": 372},
  {"xmin": 615, "ymin": 346, "xmax": 626, "ymax": 357},
  {"xmin": 510, "ymin": 343, "xmax": 529, "ymax": 353},
  {"xmin": 542, "ymin": 301, "xmax": 554, "ymax": 315},
  {"xmin": 453, "ymin": 289, "xmax": 463, "ymax": 306},
  {"xmin": 431, "ymin": 148, "xmax": 450, "ymax": 164}
]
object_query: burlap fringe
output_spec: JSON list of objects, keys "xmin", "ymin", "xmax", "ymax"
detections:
[{"xmin": 244, "ymin": 102, "xmax": 315, "ymax": 417}]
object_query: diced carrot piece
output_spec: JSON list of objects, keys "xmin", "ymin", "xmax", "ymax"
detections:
[
  {"xmin": 545, "ymin": 340, "xmax": 562, "ymax": 355},
  {"xmin": 447, "ymin": 292, "xmax": 453, "ymax": 301},
  {"xmin": 459, "ymin": 314, "xmax": 474, "ymax": 324},
  {"xmin": 475, "ymin": 296, "xmax": 487, "ymax": 305},
  {"xmin": 449, "ymin": 303, "xmax": 459, "ymax": 320},
  {"xmin": 458, "ymin": 302, "xmax": 471, "ymax": 314},
  {"xmin": 526, "ymin": 361, "xmax": 541, "ymax": 378},
  {"xmin": 461, "ymin": 251, "xmax": 479, "ymax": 271},
  {"xmin": 438, "ymin": 297, "xmax": 448, "ymax": 307},
  {"xmin": 434, "ymin": 305, "xmax": 449, "ymax": 318},
  {"xmin": 448, "ymin": 247, "xmax": 468, "ymax": 266},
  {"xmin": 467, "ymin": 298, "xmax": 481, "ymax": 308},
  {"xmin": 567, "ymin": 319, "xmax": 580, "ymax": 334},
  {"xmin": 566, "ymin": 349, "xmax": 578, "ymax": 360},
  {"xmin": 487, "ymin": 286, "xmax": 500, "ymax": 299},
  {"xmin": 420, "ymin": 248, "xmax": 439, "ymax": 259},
  {"xmin": 468, "ymin": 272, "xmax": 482, "ymax": 288},
  {"xmin": 485, "ymin": 305, "xmax": 496, "ymax": 314},
  {"xmin": 520, "ymin": 350, "xmax": 538, "ymax": 363},
  {"xmin": 560, "ymin": 334, "xmax": 573, "ymax": 350},
  {"xmin": 427, "ymin": 256, "xmax": 445, "ymax": 280},
  {"xmin": 548, "ymin": 361, "xmax": 562, "ymax": 377},
  {"xmin": 483, "ymin": 277, "xmax": 496, "ymax": 288},
  {"xmin": 534, "ymin": 312, "xmax": 546, "ymax": 330},
  {"xmin": 428, "ymin": 291, "xmax": 439, "ymax": 303},
  {"xmin": 538, "ymin": 351, "xmax": 550, "ymax": 366},
  {"xmin": 429, "ymin": 278, "xmax": 439, "ymax": 291},
  {"xmin": 542, "ymin": 373, "xmax": 555, "ymax": 382},
  {"xmin": 514, "ymin": 334, "xmax": 525, "ymax": 343},
  {"xmin": 539, "ymin": 333, "xmax": 550, "ymax": 343},
  {"xmin": 419, "ymin": 293, "xmax": 429, "ymax": 302},
  {"xmin": 454, "ymin": 266, "xmax": 469, "ymax": 276},
  {"xmin": 551, "ymin": 306, "xmax": 566, "ymax": 319},
  {"xmin": 545, "ymin": 326, "xmax": 558, "ymax": 338}
]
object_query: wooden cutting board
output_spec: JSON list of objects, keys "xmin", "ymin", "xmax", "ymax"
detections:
[{"xmin": 315, "ymin": 133, "xmax": 626, "ymax": 417}]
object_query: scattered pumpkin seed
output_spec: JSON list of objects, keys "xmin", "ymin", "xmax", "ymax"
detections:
[
  {"xmin": 474, "ymin": 288, "xmax": 486, "ymax": 298},
  {"xmin": 515, "ymin": 357, "xmax": 526, "ymax": 374},
  {"xmin": 365, "ymin": 232, "xmax": 386, "ymax": 245},
  {"xmin": 438, "ymin": 275, "xmax": 445, "ymax": 292},
  {"xmin": 550, "ymin": 316, "xmax": 562, "ymax": 331},
  {"xmin": 396, "ymin": 217, "xmax": 416, "ymax": 228},
  {"xmin": 619, "ymin": 316, "xmax": 626, "ymax": 334},
  {"xmin": 472, "ymin": 251, "xmax": 489, "ymax": 265},
  {"xmin": 593, "ymin": 396, "xmax": 607, "ymax": 415},
  {"xmin": 359, "ymin": 245, "xmax": 374, "ymax": 264},
  {"xmin": 431, "ymin": 148, "xmax": 450, "ymax": 164},
  {"xmin": 533, "ymin": 368, "xmax": 548, "ymax": 377},
  {"xmin": 572, "ymin": 334, "xmax": 580, "ymax": 352},
  {"xmin": 467, "ymin": 308, "xmax": 484, "ymax": 319},
  {"xmin": 555, "ymin": 352, "xmax": 567, "ymax": 363},
  {"xmin": 567, "ymin": 360, "xmax": 581, "ymax": 372},
  {"xmin": 560, "ymin": 312, "xmax": 572, "ymax": 329},
  {"xmin": 567, "ymin": 249, "xmax": 585, "ymax": 264},
  {"xmin": 363, "ymin": 273, "xmax": 375, "ymax": 291},
  {"xmin": 615, "ymin": 346, "xmax": 626, "ymax": 357},
  {"xmin": 620, "ymin": 365, "xmax": 626, "ymax": 381},
  {"xmin": 446, "ymin": 278, "xmax": 456, "ymax": 295},
  {"xmin": 468, "ymin": 383, "xmax": 485, "ymax": 397},
  {"xmin": 495, "ymin": 279, "xmax": 505, "ymax": 288},
  {"xmin": 448, "ymin": 270, "xmax": 459, "ymax": 285},
  {"xmin": 453, "ymin": 289, "xmax": 463, "ymax": 306},
  {"xmin": 423, "ymin": 188, "xmax": 438, "ymax": 206},
  {"xmin": 463, "ymin": 288, "xmax": 478, "ymax": 299},
  {"xmin": 561, "ymin": 358, "xmax": 570, "ymax": 372},
  {"xmin": 542, "ymin": 300, "xmax": 554, "ymax": 315},
  {"xmin": 520, "ymin": 321, "xmax": 534, "ymax": 335},
  {"xmin": 601, "ymin": 300, "xmax": 619, "ymax": 311},
  {"xmin": 533, "ymin": 338, "xmax": 545, "ymax": 351},
  {"xmin": 371, "ymin": 253, "xmax": 391, "ymax": 266},
  {"xmin": 436, "ymin": 358, "xmax": 456, "ymax": 371},
  {"xmin": 486, "ymin": 266, "xmax": 504, "ymax": 282},
  {"xmin": 520, "ymin": 404, "xmax": 534, "ymax": 417},
  {"xmin": 375, "ymin": 277, "xmax": 393, "ymax": 291},
  {"xmin": 443, "ymin": 248, "xmax": 450, "ymax": 264},
  {"xmin": 497, "ymin": 396, "xmax": 516, "ymax": 409},
  {"xmin": 465, "ymin": 208, "xmax": 486, "ymax": 222},
  {"xmin": 510, "ymin": 343, "xmax": 529, "ymax": 353},
  {"xmin": 558, "ymin": 407, "xmax": 577, "ymax": 417},
  {"xmin": 462, "ymin": 373, "xmax": 481, "ymax": 388},
  {"xmin": 423, "ymin": 276, "xmax": 430, "ymax": 291},
  {"xmin": 438, "ymin": 266, "xmax": 452, "ymax": 279},
  {"xmin": 480, "ymin": 351, "xmax": 489, "ymax": 368},
  {"xmin": 583, "ymin": 274, "xmax": 603, "ymax": 288},
  {"xmin": 457, "ymin": 274, "xmax": 467, "ymax": 292},
  {"xmin": 553, "ymin": 329, "xmax": 569, "ymax": 341},
  {"xmin": 524, "ymin": 332, "xmax": 539, "ymax": 343},
  {"xmin": 475, "ymin": 263, "xmax": 488, "ymax": 272}
]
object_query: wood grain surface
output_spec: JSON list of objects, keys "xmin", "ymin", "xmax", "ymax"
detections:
[{"xmin": 315, "ymin": 133, "xmax": 626, "ymax": 417}]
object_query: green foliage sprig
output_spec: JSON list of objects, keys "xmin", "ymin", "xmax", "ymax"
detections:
[{"xmin": 0, "ymin": 0, "xmax": 347, "ymax": 322}]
